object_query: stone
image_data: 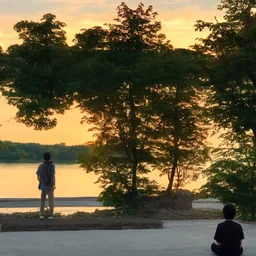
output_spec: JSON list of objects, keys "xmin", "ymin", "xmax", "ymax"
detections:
[
  {"xmin": 139, "ymin": 190, "xmax": 193, "ymax": 213},
  {"xmin": 173, "ymin": 190, "xmax": 193, "ymax": 210},
  {"xmin": 155, "ymin": 208, "xmax": 168, "ymax": 218}
]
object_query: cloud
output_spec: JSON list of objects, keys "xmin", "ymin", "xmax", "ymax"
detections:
[
  {"xmin": 0, "ymin": 0, "xmax": 220, "ymax": 15},
  {"xmin": 158, "ymin": 4, "xmax": 223, "ymax": 48},
  {"xmin": 160, "ymin": 0, "xmax": 219, "ymax": 11},
  {"xmin": 0, "ymin": 1, "xmax": 224, "ymax": 144},
  {"xmin": 0, "ymin": 0, "xmax": 223, "ymax": 50},
  {"xmin": 0, "ymin": 0, "xmax": 62, "ymax": 14}
]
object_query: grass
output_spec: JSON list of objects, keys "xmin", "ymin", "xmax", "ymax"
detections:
[{"xmin": 0, "ymin": 208, "xmax": 223, "ymax": 220}]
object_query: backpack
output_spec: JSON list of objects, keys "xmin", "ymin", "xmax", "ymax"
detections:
[{"xmin": 40, "ymin": 163, "xmax": 54, "ymax": 186}]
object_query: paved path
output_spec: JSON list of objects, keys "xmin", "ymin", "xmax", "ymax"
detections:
[{"xmin": 1, "ymin": 220, "xmax": 255, "ymax": 256}]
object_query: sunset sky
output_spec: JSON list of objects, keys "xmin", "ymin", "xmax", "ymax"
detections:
[{"xmin": 0, "ymin": 0, "xmax": 223, "ymax": 145}]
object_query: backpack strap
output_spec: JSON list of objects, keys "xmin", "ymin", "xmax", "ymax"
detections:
[{"xmin": 47, "ymin": 164, "xmax": 53, "ymax": 179}]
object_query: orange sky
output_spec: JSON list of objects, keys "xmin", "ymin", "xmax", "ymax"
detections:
[{"xmin": 0, "ymin": 0, "xmax": 223, "ymax": 145}]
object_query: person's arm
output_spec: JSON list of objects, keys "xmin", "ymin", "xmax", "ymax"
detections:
[
  {"xmin": 36, "ymin": 165, "xmax": 42, "ymax": 182},
  {"xmin": 53, "ymin": 174, "xmax": 56, "ymax": 189},
  {"xmin": 52, "ymin": 164, "xmax": 56, "ymax": 189},
  {"xmin": 214, "ymin": 224, "xmax": 221, "ymax": 246},
  {"xmin": 240, "ymin": 225, "xmax": 245, "ymax": 248}
]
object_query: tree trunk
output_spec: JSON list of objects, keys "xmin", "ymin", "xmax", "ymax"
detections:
[
  {"xmin": 166, "ymin": 88, "xmax": 180, "ymax": 195},
  {"xmin": 166, "ymin": 144, "xmax": 178, "ymax": 196},
  {"xmin": 251, "ymin": 165, "xmax": 255, "ymax": 221},
  {"xmin": 251, "ymin": 127, "xmax": 256, "ymax": 220},
  {"xmin": 129, "ymin": 83, "xmax": 138, "ymax": 203}
]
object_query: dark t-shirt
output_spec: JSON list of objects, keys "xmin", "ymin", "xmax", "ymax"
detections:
[
  {"xmin": 36, "ymin": 162, "xmax": 55, "ymax": 191},
  {"xmin": 214, "ymin": 220, "xmax": 245, "ymax": 256}
]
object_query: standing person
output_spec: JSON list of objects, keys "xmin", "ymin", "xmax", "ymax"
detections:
[
  {"xmin": 211, "ymin": 204, "xmax": 245, "ymax": 256},
  {"xmin": 36, "ymin": 152, "xmax": 56, "ymax": 220}
]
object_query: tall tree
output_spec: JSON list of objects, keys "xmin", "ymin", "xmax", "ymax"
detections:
[
  {"xmin": 201, "ymin": 131, "xmax": 256, "ymax": 220},
  {"xmin": 0, "ymin": 45, "xmax": 6, "ymax": 88},
  {"xmin": 1, "ymin": 14, "xmax": 73, "ymax": 130},
  {"xmin": 141, "ymin": 49, "xmax": 210, "ymax": 193},
  {"xmin": 77, "ymin": 2, "xmax": 171, "ymax": 205},
  {"xmin": 73, "ymin": 26, "xmax": 108, "ymax": 53},
  {"xmin": 194, "ymin": 0, "xmax": 256, "ymax": 219},
  {"xmin": 194, "ymin": 0, "xmax": 256, "ymax": 138}
]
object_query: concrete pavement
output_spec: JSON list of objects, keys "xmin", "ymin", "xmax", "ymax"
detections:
[{"xmin": 1, "ymin": 220, "xmax": 255, "ymax": 256}]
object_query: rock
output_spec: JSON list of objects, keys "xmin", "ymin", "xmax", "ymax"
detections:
[
  {"xmin": 139, "ymin": 190, "xmax": 193, "ymax": 214},
  {"xmin": 173, "ymin": 190, "xmax": 193, "ymax": 210},
  {"xmin": 155, "ymin": 208, "xmax": 168, "ymax": 218}
]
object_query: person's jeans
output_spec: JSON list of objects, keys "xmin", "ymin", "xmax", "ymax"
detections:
[
  {"xmin": 40, "ymin": 190, "xmax": 54, "ymax": 216},
  {"xmin": 211, "ymin": 243, "xmax": 243, "ymax": 256}
]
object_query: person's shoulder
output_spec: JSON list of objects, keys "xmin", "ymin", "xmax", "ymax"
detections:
[
  {"xmin": 50, "ymin": 162, "xmax": 55, "ymax": 171},
  {"xmin": 222, "ymin": 220, "xmax": 243, "ymax": 230},
  {"xmin": 232, "ymin": 221, "xmax": 243, "ymax": 228},
  {"xmin": 217, "ymin": 221, "xmax": 226, "ymax": 227}
]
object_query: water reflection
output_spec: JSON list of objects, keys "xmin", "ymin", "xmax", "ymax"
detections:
[
  {"xmin": 0, "ymin": 206, "xmax": 113, "ymax": 214},
  {"xmin": 0, "ymin": 163, "xmax": 206, "ymax": 198}
]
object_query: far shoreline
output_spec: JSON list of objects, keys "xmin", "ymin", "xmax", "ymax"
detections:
[{"xmin": 0, "ymin": 161, "xmax": 79, "ymax": 164}]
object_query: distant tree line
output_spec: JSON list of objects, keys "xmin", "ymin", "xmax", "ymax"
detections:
[
  {"xmin": 1, "ymin": 0, "xmax": 256, "ymax": 219},
  {"xmin": 0, "ymin": 141, "xmax": 89, "ymax": 162}
]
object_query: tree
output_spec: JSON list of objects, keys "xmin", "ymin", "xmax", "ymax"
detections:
[
  {"xmin": 1, "ymin": 14, "xmax": 74, "ymax": 130},
  {"xmin": 194, "ymin": 0, "xmax": 256, "ymax": 138},
  {"xmin": 194, "ymin": 0, "xmax": 256, "ymax": 220},
  {"xmin": 151, "ymin": 57, "xmax": 210, "ymax": 193},
  {"xmin": 201, "ymin": 131, "xmax": 256, "ymax": 221},
  {"xmin": 0, "ymin": 45, "xmax": 6, "ymax": 88},
  {"xmin": 77, "ymin": 2, "xmax": 171, "ymax": 205},
  {"xmin": 73, "ymin": 26, "xmax": 108, "ymax": 53},
  {"xmin": 133, "ymin": 47, "xmax": 210, "ymax": 193}
]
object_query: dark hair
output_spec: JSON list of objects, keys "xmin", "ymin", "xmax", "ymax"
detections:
[
  {"xmin": 43, "ymin": 152, "xmax": 51, "ymax": 161},
  {"xmin": 223, "ymin": 204, "xmax": 236, "ymax": 220}
]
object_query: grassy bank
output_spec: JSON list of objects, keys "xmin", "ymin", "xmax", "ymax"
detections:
[{"xmin": 0, "ymin": 208, "xmax": 223, "ymax": 221}]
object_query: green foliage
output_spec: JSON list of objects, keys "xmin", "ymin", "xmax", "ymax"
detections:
[
  {"xmin": 201, "ymin": 132, "xmax": 256, "ymax": 220},
  {"xmin": 194, "ymin": 0, "xmax": 256, "ymax": 136},
  {"xmin": 147, "ymin": 50, "xmax": 210, "ymax": 192},
  {"xmin": 0, "ymin": 3, "xmax": 219, "ymax": 208},
  {"xmin": 2, "ymin": 14, "xmax": 74, "ymax": 130},
  {"xmin": 76, "ymin": 2, "xmax": 171, "ymax": 205},
  {"xmin": 1, "ymin": 3, "xmax": 211, "ymax": 206},
  {"xmin": 79, "ymin": 143, "xmax": 160, "ymax": 207},
  {"xmin": 194, "ymin": 0, "xmax": 256, "ymax": 221},
  {"xmin": 0, "ymin": 141, "xmax": 6, "ymax": 149},
  {"xmin": 0, "ymin": 141, "xmax": 89, "ymax": 162},
  {"xmin": 74, "ymin": 26, "xmax": 108, "ymax": 52}
]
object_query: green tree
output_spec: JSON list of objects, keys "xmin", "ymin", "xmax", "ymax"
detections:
[
  {"xmin": 73, "ymin": 26, "xmax": 108, "ymax": 53},
  {"xmin": 194, "ymin": 0, "xmax": 256, "ymax": 220},
  {"xmin": 133, "ymin": 47, "xmax": 210, "ymax": 193},
  {"xmin": 77, "ymin": 2, "xmax": 171, "ymax": 205},
  {"xmin": 0, "ymin": 141, "xmax": 88, "ymax": 162},
  {"xmin": 0, "ymin": 45, "xmax": 6, "ymax": 89},
  {"xmin": 194, "ymin": 0, "xmax": 256, "ymax": 137},
  {"xmin": 201, "ymin": 131, "xmax": 256, "ymax": 220},
  {"xmin": 151, "ymin": 83, "xmax": 209, "ymax": 192},
  {"xmin": 1, "ymin": 14, "xmax": 74, "ymax": 130}
]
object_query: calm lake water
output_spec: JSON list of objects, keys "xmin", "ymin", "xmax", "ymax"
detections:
[{"xmin": 0, "ymin": 163, "xmax": 206, "ymax": 198}]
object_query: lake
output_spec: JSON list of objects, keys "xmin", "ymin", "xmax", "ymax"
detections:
[{"xmin": 0, "ymin": 163, "xmax": 207, "ymax": 198}]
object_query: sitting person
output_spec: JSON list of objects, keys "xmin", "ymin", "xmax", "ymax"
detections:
[{"xmin": 211, "ymin": 204, "xmax": 244, "ymax": 256}]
